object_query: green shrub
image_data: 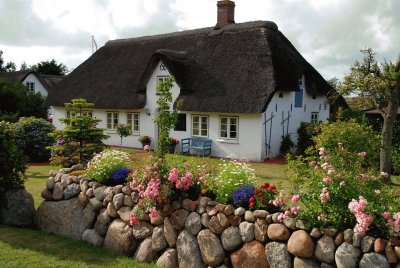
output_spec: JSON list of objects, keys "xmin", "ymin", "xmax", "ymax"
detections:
[
  {"xmin": 296, "ymin": 122, "xmax": 321, "ymax": 156},
  {"xmin": 392, "ymin": 147, "xmax": 400, "ymax": 175},
  {"xmin": 211, "ymin": 160, "xmax": 257, "ymax": 204},
  {"xmin": 280, "ymin": 134, "xmax": 294, "ymax": 155},
  {"xmin": 16, "ymin": 117, "xmax": 55, "ymax": 162},
  {"xmin": 0, "ymin": 121, "xmax": 27, "ymax": 191},
  {"xmin": 313, "ymin": 119, "xmax": 380, "ymax": 169},
  {"xmin": 86, "ymin": 149, "xmax": 132, "ymax": 184}
]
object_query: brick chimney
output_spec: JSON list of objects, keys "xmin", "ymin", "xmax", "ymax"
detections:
[{"xmin": 216, "ymin": 0, "xmax": 235, "ymax": 29}]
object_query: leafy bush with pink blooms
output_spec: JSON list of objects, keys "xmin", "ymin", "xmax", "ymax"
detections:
[{"xmin": 288, "ymin": 144, "xmax": 400, "ymax": 238}]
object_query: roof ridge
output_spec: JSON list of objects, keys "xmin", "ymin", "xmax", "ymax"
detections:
[{"xmin": 106, "ymin": 20, "xmax": 278, "ymax": 46}]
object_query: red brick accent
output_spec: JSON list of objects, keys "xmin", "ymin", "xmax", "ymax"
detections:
[{"xmin": 216, "ymin": 1, "xmax": 235, "ymax": 29}]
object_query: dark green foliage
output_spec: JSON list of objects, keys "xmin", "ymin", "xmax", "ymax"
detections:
[
  {"xmin": 154, "ymin": 76, "xmax": 182, "ymax": 158},
  {"xmin": 48, "ymin": 99, "xmax": 109, "ymax": 167},
  {"xmin": 0, "ymin": 121, "xmax": 27, "ymax": 191},
  {"xmin": 296, "ymin": 122, "xmax": 322, "ymax": 156},
  {"xmin": 115, "ymin": 124, "xmax": 131, "ymax": 146},
  {"xmin": 16, "ymin": 117, "xmax": 55, "ymax": 162},
  {"xmin": 31, "ymin": 59, "xmax": 67, "ymax": 76},
  {"xmin": 280, "ymin": 134, "xmax": 294, "ymax": 155},
  {"xmin": 0, "ymin": 50, "xmax": 16, "ymax": 72},
  {"xmin": 0, "ymin": 79, "xmax": 48, "ymax": 120}
]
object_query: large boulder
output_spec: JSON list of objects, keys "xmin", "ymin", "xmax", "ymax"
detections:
[
  {"xmin": 134, "ymin": 236, "xmax": 158, "ymax": 263},
  {"xmin": 103, "ymin": 219, "xmax": 136, "ymax": 256},
  {"xmin": 0, "ymin": 188, "xmax": 36, "ymax": 227},
  {"xmin": 176, "ymin": 229, "xmax": 206, "ymax": 268},
  {"xmin": 287, "ymin": 230, "xmax": 314, "ymax": 258},
  {"xmin": 231, "ymin": 240, "xmax": 270, "ymax": 268},
  {"xmin": 36, "ymin": 198, "xmax": 85, "ymax": 240},
  {"xmin": 197, "ymin": 229, "xmax": 225, "ymax": 267},
  {"xmin": 265, "ymin": 241, "xmax": 292, "ymax": 268},
  {"xmin": 157, "ymin": 248, "xmax": 178, "ymax": 268}
]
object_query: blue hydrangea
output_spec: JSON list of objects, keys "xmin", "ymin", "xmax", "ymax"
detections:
[
  {"xmin": 232, "ymin": 185, "xmax": 255, "ymax": 207},
  {"xmin": 109, "ymin": 167, "xmax": 131, "ymax": 185}
]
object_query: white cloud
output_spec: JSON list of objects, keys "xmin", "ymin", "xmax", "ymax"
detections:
[{"xmin": 0, "ymin": 0, "xmax": 399, "ymax": 79}]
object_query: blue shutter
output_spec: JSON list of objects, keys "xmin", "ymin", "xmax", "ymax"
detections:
[{"xmin": 294, "ymin": 86, "xmax": 303, "ymax": 108}]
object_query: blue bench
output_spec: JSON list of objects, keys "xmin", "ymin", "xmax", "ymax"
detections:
[{"xmin": 181, "ymin": 137, "xmax": 212, "ymax": 157}]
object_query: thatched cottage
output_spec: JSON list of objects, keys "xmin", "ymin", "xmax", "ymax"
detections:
[{"xmin": 47, "ymin": 1, "xmax": 345, "ymax": 161}]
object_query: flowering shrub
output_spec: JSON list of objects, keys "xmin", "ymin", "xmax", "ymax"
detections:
[
  {"xmin": 86, "ymin": 149, "xmax": 131, "ymax": 184},
  {"xmin": 232, "ymin": 185, "xmax": 255, "ymax": 208},
  {"xmin": 288, "ymin": 145, "xmax": 398, "ymax": 238},
  {"xmin": 16, "ymin": 117, "xmax": 55, "ymax": 162},
  {"xmin": 250, "ymin": 182, "xmax": 280, "ymax": 212},
  {"xmin": 129, "ymin": 153, "xmax": 207, "ymax": 224},
  {"xmin": 110, "ymin": 167, "xmax": 132, "ymax": 185},
  {"xmin": 212, "ymin": 160, "xmax": 256, "ymax": 204},
  {"xmin": 138, "ymin": 135, "xmax": 151, "ymax": 144},
  {"xmin": 169, "ymin": 138, "xmax": 180, "ymax": 145}
]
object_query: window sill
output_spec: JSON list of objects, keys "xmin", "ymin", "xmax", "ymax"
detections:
[{"xmin": 217, "ymin": 139, "xmax": 239, "ymax": 144}]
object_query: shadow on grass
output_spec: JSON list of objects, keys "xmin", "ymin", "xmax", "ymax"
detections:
[{"xmin": 0, "ymin": 225, "xmax": 152, "ymax": 267}]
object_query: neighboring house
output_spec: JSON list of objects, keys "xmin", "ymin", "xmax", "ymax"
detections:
[
  {"xmin": 0, "ymin": 70, "xmax": 63, "ymax": 116},
  {"xmin": 47, "ymin": 0, "xmax": 346, "ymax": 161}
]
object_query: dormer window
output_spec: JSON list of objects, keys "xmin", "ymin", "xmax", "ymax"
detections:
[
  {"xmin": 26, "ymin": 82, "xmax": 35, "ymax": 93},
  {"xmin": 278, "ymin": 92, "xmax": 283, "ymax": 98}
]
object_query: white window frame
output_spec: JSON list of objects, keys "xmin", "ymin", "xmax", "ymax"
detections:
[
  {"xmin": 26, "ymin": 82, "xmax": 35, "ymax": 93},
  {"xmin": 107, "ymin": 111, "xmax": 119, "ymax": 130},
  {"xmin": 311, "ymin": 112, "xmax": 319, "ymax": 123},
  {"xmin": 192, "ymin": 115, "xmax": 209, "ymax": 137},
  {"xmin": 127, "ymin": 112, "xmax": 140, "ymax": 135},
  {"xmin": 66, "ymin": 110, "xmax": 93, "ymax": 118},
  {"xmin": 157, "ymin": 76, "xmax": 169, "ymax": 83},
  {"xmin": 219, "ymin": 116, "xmax": 239, "ymax": 140}
]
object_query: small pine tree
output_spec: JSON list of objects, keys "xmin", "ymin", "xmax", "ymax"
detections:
[{"xmin": 48, "ymin": 98, "xmax": 109, "ymax": 166}]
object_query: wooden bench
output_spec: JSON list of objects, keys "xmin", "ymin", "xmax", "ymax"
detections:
[{"xmin": 181, "ymin": 137, "xmax": 212, "ymax": 157}]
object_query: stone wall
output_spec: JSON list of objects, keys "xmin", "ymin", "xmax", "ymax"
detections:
[{"xmin": 37, "ymin": 168, "xmax": 400, "ymax": 268}]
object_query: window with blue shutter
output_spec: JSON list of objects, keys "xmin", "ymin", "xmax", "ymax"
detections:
[{"xmin": 294, "ymin": 86, "xmax": 303, "ymax": 108}]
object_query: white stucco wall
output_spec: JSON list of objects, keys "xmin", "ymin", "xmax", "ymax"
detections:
[
  {"xmin": 261, "ymin": 76, "xmax": 330, "ymax": 159},
  {"xmin": 23, "ymin": 73, "xmax": 48, "ymax": 96}
]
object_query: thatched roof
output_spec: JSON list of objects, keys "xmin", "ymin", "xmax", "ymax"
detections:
[
  {"xmin": 47, "ymin": 21, "xmax": 341, "ymax": 113},
  {"xmin": 0, "ymin": 71, "xmax": 63, "ymax": 92}
]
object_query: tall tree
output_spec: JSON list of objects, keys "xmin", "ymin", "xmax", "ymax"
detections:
[
  {"xmin": 31, "ymin": 59, "xmax": 68, "ymax": 76},
  {"xmin": 0, "ymin": 50, "xmax": 16, "ymax": 72},
  {"xmin": 339, "ymin": 48, "xmax": 400, "ymax": 180}
]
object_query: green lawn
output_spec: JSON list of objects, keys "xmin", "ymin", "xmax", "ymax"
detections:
[{"xmin": 0, "ymin": 225, "xmax": 156, "ymax": 268}]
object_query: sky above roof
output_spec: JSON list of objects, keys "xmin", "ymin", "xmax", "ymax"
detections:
[{"xmin": 0, "ymin": 0, "xmax": 399, "ymax": 80}]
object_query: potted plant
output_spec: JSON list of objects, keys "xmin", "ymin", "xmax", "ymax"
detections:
[
  {"xmin": 138, "ymin": 135, "xmax": 151, "ymax": 148},
  {"xmin": 168, "ymin": 138, "xmax": 180, "ymax": 154}
]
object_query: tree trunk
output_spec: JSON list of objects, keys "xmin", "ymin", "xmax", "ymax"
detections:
[{"xmin": 380, "ymin": 77, "xmax": 400, "ymax": 182}]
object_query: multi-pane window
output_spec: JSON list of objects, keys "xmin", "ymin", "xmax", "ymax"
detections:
[
  {"xmin": 192, "ymin": 115, "xmax": 208, "ymax": 137},
  {"xmin": 107, "ymin": 112, "xmax": 119, "ymax": 129},
  {"xmin": 127, "ymin": 113, "xmax": 140, "ymax": 134},
  {"xmin": 26, "ymin": 82, "xmax": 35, "ymax": 93},
  {"xmin": 311, "ymin": 112, "xmax": 319, "ymax": 123},
  {"xmin": 66, "ymin": 110, "xmax": 93, "ymax": 118},
  {"xmin": 220, "ymin": 116, "xmax": 238, "ymax": 140},
  {"xmin": 157, "ymin": 76, "xmax": 169, "ymax": 83}
]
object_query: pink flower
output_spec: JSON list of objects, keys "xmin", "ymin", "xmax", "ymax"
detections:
[
  {"xmin": 319, "ymin": 147, "xmax": 325, "ymax": 156},
  {"xmin": 383, "ymin": 212, "xmax": 391, "ymax": 219},
  {"xmin": 320, "ymin": 188, "xmax": 330, "ymax": 203},
  {"xmin": 291, "ymin": 194, "xmax": 300, "ymax": 203},
  {"xmin": 323, "ymin": 177, "xmax": 332, "ymax": 184},
  {"xmin": 318, "ymin": 214, "xmax": 326, "ymax": 221},
  {"xmin": 130, "ymin": 212, "xmax": 139, "ymax": 225},
  {"xmin": 277, "ymin": 212, "xmax": 288, "ymax": 222},
  {"xmin": 149, "ymin": 208, "xmax": 159, "ymax": 219},
  {"xmin": 340, "ymin": 181, "xmax": 346, "ymax": 187},
  {"xmin": 143, "ymin": 145, "xmax": 150, "ymax": 151},
  {"xmin": 358, "ymin": 151, "xmax": 367, "ymax": 157},
  {"xmin": 290, "ymin": 206, "xmax": 300, "ymax": 215},
  {"xmin": 380, "ymin": 172, "xmax": 389, "ymax": 179}
]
